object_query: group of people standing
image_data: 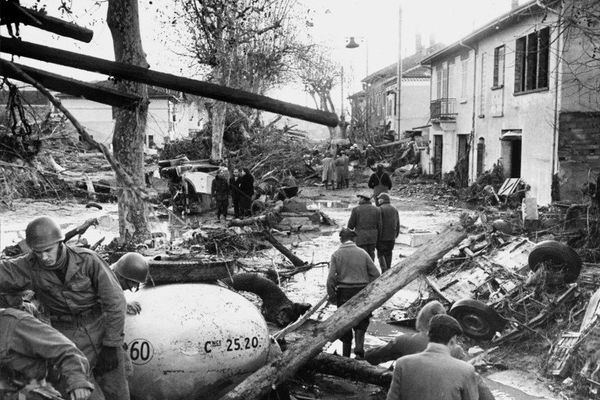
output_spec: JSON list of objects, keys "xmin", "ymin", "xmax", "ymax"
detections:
[
  {"xmin": 321, "ymin": 151, "xmax": 350, "ymax": 190},
  {"xmin": 211, "ymin": 167, "xmax": 255, "ymax": 221}
]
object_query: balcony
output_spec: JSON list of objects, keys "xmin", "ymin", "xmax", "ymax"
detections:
[{"xmin": 430, "ymin": 98, "xmax": 457, "ymax": 121}]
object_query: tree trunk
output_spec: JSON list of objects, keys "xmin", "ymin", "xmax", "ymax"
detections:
[
  {"xmin": 302, "ymin": 353, "xmax": 392, "ymax": 387},
  {"xmin": 211, "ymin": 100, "xmax": 227, "ymax": 161},
  {"xmin": 220, "ymin": 224, "xmax": 467, "ymax": 400},
  {"xmin": 107, "ymin": 0, "xmax": 150, "ymax": 244}
]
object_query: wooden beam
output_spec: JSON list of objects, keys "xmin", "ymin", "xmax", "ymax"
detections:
[
  {"xmin": 302, "ymin": 353, "xmax": 392, "ymax": 387},
  {"xmin": 0, "ymin": 37, "xmax": 339, "ymax": 127},
  {"xmin": 220, "ymin": 223, "xmax": 467, "ymax": 400},
  {"xmin": 0, "ymin": 60, "xmax": 141, "ymax": 108},
  {"xmin": 0, "ymin": 2, "xmax": 93, "ymax": 43}
]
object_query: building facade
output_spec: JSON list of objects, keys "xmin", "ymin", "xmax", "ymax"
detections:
[{"xmin": 421, "ymin": 0, "xmax": 600, "ymax": 205}]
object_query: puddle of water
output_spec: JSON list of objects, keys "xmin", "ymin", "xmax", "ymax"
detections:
[{"xmin": 307, "ymin": 200, "xmax": 352, "ymax": 210}]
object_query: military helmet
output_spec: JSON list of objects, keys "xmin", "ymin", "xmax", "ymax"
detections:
[
  {"xmin": 25, "ymin": 217, "xmax": 64, "ymax": 251},
  {"xmin": 113, "ymin": 252, "xmax": 149, "ymax": 284}
]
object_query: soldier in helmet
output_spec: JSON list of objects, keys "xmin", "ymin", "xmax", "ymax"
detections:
[
  {"xmin": 0, "ymin": 216, "xmax": 129, "ymax": 400},
  {"xmin": 0, "ymin": 307, "xmax": 94, "ymax": 400},
  {"xmin": 110, "ymin": 252, "xmax": 149, "ymax": 315}
]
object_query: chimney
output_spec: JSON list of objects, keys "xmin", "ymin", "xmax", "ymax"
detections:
[
  {"xmin": 415, "ymin": 33, "xmax": 423, "ymax": 54},
  {"xmin": 511, "ymin": 0, "xmax": 519, "ymax": 9}
]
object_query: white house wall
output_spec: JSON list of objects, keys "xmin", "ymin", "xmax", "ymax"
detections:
[
  {"xmin": 60, "ymin": 98, "xmax": 115, "ymax": 146},
  {"xmin": 473, "ymin": 12, "xmax": 560, "ymax": 205}
]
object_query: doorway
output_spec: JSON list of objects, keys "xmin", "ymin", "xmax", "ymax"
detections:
[
  {"xmin": 433, "ymin": 135, "xmax": 443, "ymax": 176},
  {"xmin": 501, "ymin": 131, "xmax": 522, "ymax": 178}
]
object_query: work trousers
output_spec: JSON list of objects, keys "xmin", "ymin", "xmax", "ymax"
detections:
[
  {"xmin": 52, "ymin": 315, "xmax": 129, "ymax": 400},
  {"xmin": 376, "ymin": 240, "xmax": 395, "ymax": 272},
  {"xmin": 358, "ymin": 243, "xmax": 376, "ymax": 261},
  {"xmin": 232, "ymin": 196, "xmax": 241, "ymax": 218},
  {"xmin": 216, "ymin": 198, "xmax": 228, "ymax": 218},
  {"xmin": 336, "ymin": 286, "xmax": 370, "ymax": 345}
]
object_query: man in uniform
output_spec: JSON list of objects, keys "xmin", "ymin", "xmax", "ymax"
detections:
[
  {"xmin": 375, "ymin": 193, "xmax": 400, "ymax": 272},
  {"xmin": 0, "ymin": 216, "xmax": 128, "ymax": 400},
  {"xmin": 0, "ymin": 306, "xmax": 94, "ymax": 400},
  {"xmin": 347, "ymin": 192, "xmax": 381, "ymax": 260},
  {"xmin": 327, "ymin": 228, "xmax": 380, "ymax": 359}
]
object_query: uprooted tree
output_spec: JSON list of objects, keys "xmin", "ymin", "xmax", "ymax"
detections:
[{"xmin": 173, "ymin": 0, "xmax": 307, "ymax": 160}]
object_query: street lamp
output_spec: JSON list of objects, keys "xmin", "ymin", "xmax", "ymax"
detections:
[{"xmin": 345, "ymin": 36, "xmax": 369, "ymax": 134}]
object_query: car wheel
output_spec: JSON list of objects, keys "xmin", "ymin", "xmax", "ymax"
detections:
[
  {"xmin": 449, "ymin": 299, "xmax": 505, "ymax": 340},
  {"xmin": 528, "ymin": 240, "xmax": 582, "ymax": 283}
]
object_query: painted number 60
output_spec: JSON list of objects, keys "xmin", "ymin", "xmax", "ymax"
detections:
[{"xmin": 128, "ymin": 339, "xmax": 153, "ymax": 365}]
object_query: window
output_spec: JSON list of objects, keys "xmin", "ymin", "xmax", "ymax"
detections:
[
  {"xmin": 148, "ymin": 135, "xmax": 155, "ymax": 148},
  {"xmin": 435, "ymin": 63, "xmax": 449, "ymax": 99},
  {"xmin": 514, "ymin": 27, "xmax": 550, "ymax": 93},
  {"xmin": 493, "ymin": 45, "xmax": 505, "ymax": 87}
]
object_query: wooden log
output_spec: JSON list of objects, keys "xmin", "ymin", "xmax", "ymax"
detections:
[
  {"xmin": 0, "ymin": 60, "xmax": 141, "ymax": 108},
  {"xmin": 302, "ymin": 353, "xmax": 393, "ymax": 387},
  {"xmin": 63, "ymin": 218, "xmax": 99, "ymax": 242},
  {"xmin": 0, "ymin": 2, "xmax": 93, "ymax": 42},
  {"xmin": 0, "ymin": 37, "xmax": 339, "ymax": 128},
  {"xmin": 220, "ymin": 223, "xmax": 467, "ymax": 400},
  {"xmin": 263, "ymin": 230, "xmax": 306, "ymax": 267}
]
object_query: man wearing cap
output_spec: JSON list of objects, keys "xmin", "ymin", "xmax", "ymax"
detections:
[
  {"xmin": 211, "ymin": 168, "xmax": 230, "ymax": 221},
  {"xmin": 376, "ymin": 193, "xmax": 400, "ymax": 272},
  {"xmin": 327, "ymin": 228, "xmax": 380, "ymax": 359},
  {"xmin": 0, "ymin": 216, "xmax": 128, "ymax": 400},
  {"xmin": 347, "ymin": 192, "xmax": 381, "ymax": 260},
  {"xmin": 0, "ymin": 307, "xmax": 94, "ymax": 400},
  {"xmin": 365, "ymin": 144, "xmax": 376, "ymax": 167},
  {"xmin": 321, "ymin": 152, "xmax": 335, "ymax": 190},
  {"xmin": 386, "ymin": 314, "xmax": 479, "ymax": 400}
]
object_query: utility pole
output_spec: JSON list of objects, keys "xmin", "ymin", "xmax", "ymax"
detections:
[
  {"xmin": 340, "ymin": 65, "xmax": 344, "ymax": 116},
  {"xmin": 396, "ymin": 4, "xmax": 402, "ymax": 140}
]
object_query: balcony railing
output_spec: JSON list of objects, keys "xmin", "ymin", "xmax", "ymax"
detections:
[{"xmin": 430, "ymin": 98, "xmax": 458, "ymax": 120}]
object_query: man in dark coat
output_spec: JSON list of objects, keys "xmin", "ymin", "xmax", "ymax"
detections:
[
  {"xmin": 327, "ymin": 228, "xmax": 380, "ymax": 359},
  {"xmin": 229, "ymin": 168, "xmax": 243, "ymax": 219},
  {"xmin": 375, "ymin": 193, "xmax": 400, "ymax": 272},
  {"xmin": 368, "ymin": 164, "xmax": 392, "ymax": 202},
  {"xmin": 211, "ymin": 169, "xmax": 230, "ymax": 221},
  {"xmin": 347, "ymin": 192, "xmax": 381, "ymax": 260},
  {"xmin": 386, "ymin": 315, "xmax": 479, "ymax": 400},
  {"xmin": 239, "ymin": 168, "xmax": 255, "ymax": 217}
]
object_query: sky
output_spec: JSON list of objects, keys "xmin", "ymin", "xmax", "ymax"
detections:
[{"xmin": 1, "ymin": 0, "xmax": 520, "ymax": 110}]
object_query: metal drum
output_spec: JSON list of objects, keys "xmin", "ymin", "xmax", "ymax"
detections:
[{"xmin": 124, "ymin": 283, "xmax": 270, "ymax": 400}]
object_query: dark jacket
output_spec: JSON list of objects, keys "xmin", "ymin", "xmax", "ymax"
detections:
[
  {"xmin": 229, "ymin": 176, "xmax": 243, "ymax": 200},
  {"xmin": 378, "ymin": 203, "xmax": 400, "ymax": 242},
  {"xmin": 386, "ymin": 343, "xmax": 479, "ymax": 400},
  {"xmin": 0, "ymin": 308, "xmax": 94, "ymax": 394},
  {"xmin": 239, "ymin": 174, "xmax": 255, "ymax": 197},
  {"xmin": 211, "ymin": 176, "xmax": 230, "ymax": 201},
  {"xmin": 368, "ymin": 171, "xmax": 392, "ymax": 193},
  {"xmin": 347, "ymin": 202, "xmax": 381, "ymax": 246}
]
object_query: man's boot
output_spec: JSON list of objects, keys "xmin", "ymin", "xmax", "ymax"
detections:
[{"xmin": 354, "ymin": 330, "xmax": 366, "ymax": 359}]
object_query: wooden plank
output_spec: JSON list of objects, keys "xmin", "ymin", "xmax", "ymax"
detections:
[
  {"xmin": 220, "ymin": 224, "xmax": 467, "ymax": 400},
  {"xmin": 0, "ymin": 60, "xmax": 141, "ymax": 108},
  {"xmin": 0, "ymin": 37, "xmax": 339, "ymax": 127},
  {"xmin": 0, "ymin": 2, "xmax": 93, "ymax": 42}
]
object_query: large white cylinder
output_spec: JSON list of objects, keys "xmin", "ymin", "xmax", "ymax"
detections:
[{"xmin": 124, "ymin": 283, "xmax": 270, "ymax": 400}]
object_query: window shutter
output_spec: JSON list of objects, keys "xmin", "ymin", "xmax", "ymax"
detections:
[
  {"xmin": 526, "ymin": 32, "xmax": 538, "ymax": 91},
  {"xmin": 537, "ymin": 27, "xmax": 550, "ymax": 89},
  {"xmin": 514, "ymin": 37, "xmax": 526, "ymax": 93}
]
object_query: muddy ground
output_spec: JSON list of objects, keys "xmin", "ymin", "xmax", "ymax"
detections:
[{"xmin": 0, "ymin": 185, "xmax": 564, "ymax": 400}]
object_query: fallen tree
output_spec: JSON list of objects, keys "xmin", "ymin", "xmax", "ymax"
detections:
[
  {"xmin": 220, "ymin": 223, "xmax": 468, "ymax": 400},
  {"xmin": 302, "ymin": 353, "xmax": 392, "ymax": 387}
]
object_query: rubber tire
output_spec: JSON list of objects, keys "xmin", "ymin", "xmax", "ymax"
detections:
[
  {"xmin": 528, "ymin": 240, "xmax": 582, "ymax": 283},
  {"xmin": 449, "ymin": 299, "xmax": 505, "ymax": 341}
]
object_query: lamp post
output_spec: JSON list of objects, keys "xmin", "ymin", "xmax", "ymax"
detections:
[{"xmin": 346, "ymin": 36, "xmax": 369, "ymax": 134}]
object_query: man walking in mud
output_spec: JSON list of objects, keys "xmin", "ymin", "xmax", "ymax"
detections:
[
  {"xmin": 327, "ymin": 228, "xmax": 380, "ymax": 359},
  {"xmin": 0, "ymin": 216, "xmax": 129, "ymax": 400},
  {"xmin": 347, "ymin": 192, "xmax": 381, "ymax": 260},
  {"xmin": 375, "ymin": 193, "xmax": 400, "ymax": 272}
]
